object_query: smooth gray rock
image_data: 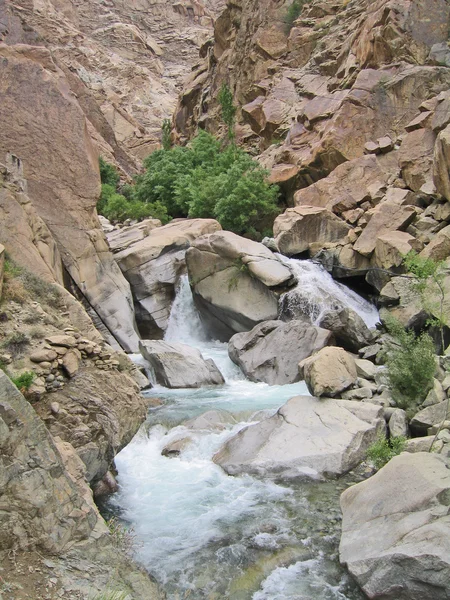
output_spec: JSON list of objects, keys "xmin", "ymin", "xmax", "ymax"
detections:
[
  {"xmin": 186, "ymin": 231, "xmax": 294, "ymax": 339},
  {"xmin": 183, "ymin": 410, "xmax": 237, "ymax": 431},
  {"xmin": 139, "ymin": 340, "xmax": 224, "ymax": 388},
  {"xmin": 228, "ymin": 320, "xmax": 334, "ymax": 385},
  {"xmin": 340, "ymin": 452, "xmax": 450, "ymax": 600},
  {"xmin": 388, "ymin": 408, "xmax": 409, "ymax": 438},
  {"xmin": 318, "ymin": 308, "xmax": 374, "ymax": 352},
  {"xmin": 213, "ymin": 396, "xmax": 385, "ymax": 479},
  {"xmin": 410, "ymin": 400, "xmax": 450, "ymax": 434}
]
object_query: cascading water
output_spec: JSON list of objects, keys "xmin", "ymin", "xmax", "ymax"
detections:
[
  {"xmin": 112, "ymin": 267, "xmax": 370, "ymax": 599},
  {"xmin": 278, "ymin": 256, "xmax": 379, "ymax": 329}
]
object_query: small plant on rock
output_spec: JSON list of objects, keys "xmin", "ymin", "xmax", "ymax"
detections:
[
  {"xmin": 11, "ymin": 371, "xmax": 34, "ymax": 393},
  {"xmin": 218, "ymin": 83, "xmax": 237, "ymax": 142},
  {"xmin": 2, "ymin": 331, "xmax": 30, "ymax": 356},
  {"xmin": 107, "ymin": 517, "xmax": 138, "ymax": 556},
  {"xmin": 161, "ymin": 118, "xmax": 172, "ymax": 151},
  {"xmin": 90, "ymin": 591, "xmax": 128, "ymax": 600},
  {"xmin": 366, "ymin": 435, "xmax": 406, "ymax": 470},
  {"xmin": 283, "ymin": 0, "xmax": 305, "ymax": 33}
]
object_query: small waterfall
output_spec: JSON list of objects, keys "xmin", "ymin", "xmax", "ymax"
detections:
[
  {"xmin": 278, "ymin": 257, "xmax": 379, "ymax": 329},
  {"xmin": 164, "ymin": 276, "xmax": 208, "ymax": 345}
]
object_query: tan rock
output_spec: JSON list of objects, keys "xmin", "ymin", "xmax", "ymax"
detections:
[
  {"xmin": 106, "ymin": 219, "xmax": 162, "ymax": 253},
  {"xmin": 46, "ymin": 334, "xmax": 77, "ymax": 348},
  {"xmin": 274, "ymin": 206, "xmax": 350, "ymax": 256},
  {"xmin": 433, "ymin": 124, "xmax": 450, "ymax": 201},
  {"xmin": 0, "ymin": 243, "xmax": 4, "ymax": 300},
  {"xmin": 398, "ymin": 128, "xmax": 437, "ymax": 193},
  {"xmin": 62, "ymin": 349, "xmax": 81, "ymax": 378},
  {"xmin": 419, "ymin": 225, "xmax": 450, "ymax": 262},
  {"xmin": 299, "ymin": 347, "xmax": 358, "ymax": 397},
  {"xmin": 373, "ymin": 231, "xmax": 422, "ymax": 269},
  {"xmin": 30, "ymin": 349, "xmax": 58, "ymax": 363},
  {"xmin": 353, "ymin": 201, "xmax": 416, "ymax": 257}
]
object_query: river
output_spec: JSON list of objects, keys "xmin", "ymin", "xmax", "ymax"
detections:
[{"xmin": 110, "ymin": 260, "xmax": 378, "ymax": 599}]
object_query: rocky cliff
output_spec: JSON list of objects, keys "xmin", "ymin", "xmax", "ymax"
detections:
[{"xmin": 1, "ymin": 0, "xmax": 224, "ymax": 172}]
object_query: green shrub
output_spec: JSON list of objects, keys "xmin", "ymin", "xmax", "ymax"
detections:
[
  {"xmin": 218, "ymin": 83, "xmax": 236, "ymax": 141},
  {"xmin": 11, "ymin": 371, "xmax": 34, "ymax": 392},
  {"xmin": 366, "ymin": 435, "xmax": 406, "ymax": 470},
  {"xmin": 161, "ymin": 118, "xmax": 172, "ymax": 151},
  {"xmin": 99, "ymin": 157, "xmax": 120, "ymax": 188},
  {"xmin": 3, "ymin": 331, "xmax": 30, "ymax": 355},
  {"xmin": 284, "ymin": 0, "xmax": 305, "ymax": 33},
  {"xmin": 384, "ymin": 316, "xmax": 436, "ymax": 411},
  {"xmin": 134, "ymin": 131, "xmax": 280, "ymax": 239}
]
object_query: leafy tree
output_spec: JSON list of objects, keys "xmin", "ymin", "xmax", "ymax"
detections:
[
  {"xmin": 133, "ymin": 131, "xmax": 280, "ymax": 239},
  {"xmin": 218, "ymin": 83, "xmax": 236, "ymax": 141},
  {"xmin": 99, "ymin": 157, "xmax": 120, "ymax": 188},
  {"xmin": 161, "ymin": 118, "xmax": 172, "ymax": 151}
]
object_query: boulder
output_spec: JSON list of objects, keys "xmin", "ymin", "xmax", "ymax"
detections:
[
  {"xmin": 186, "ymin": 231, "xmax": 294, "ymax": 339},
  {"xmin": 213, "ymin": 395, "xmax": 385, "ymax": 479},
  {"xmin": 419, "ymin": 224, "xmax": 450, "ymax": 262},
  {"xmin": 434, "ymin": 124, "xmax": 450, "ymax": 201},
  {"xmin": 399, "ymin": 128, "xmax": 437, "ymax": 193},
  {"xmin": 317, "ymin": 308, "xmax": 374, "ymax": 352},
  {"xmin": 339, "ymin": 453, "xmax": 450, "ymax": 600},
  {"xmin": 139, "ymin": 340, "xmax": 224, "ymax": 388},
  {"xmin": 106, "ymin": 218, "xmax": 162, "ymax": 253},
  {"xmin": 353, "ymin": 201, "xmax": 417, "ymax": 257},
  {"xmin": 183, "ymin": 410, "xmax": 237, "ymax": 431},
  {"xmin": 62, "ymin": 349, "xmax": 81, "ymax": 378},
  {"xmin": 299, "ymin": 347, "xmax": 358, "ymax": 397},
  {"xmin": 388, "ymin": 408, "xmax": 409, "ymax": 438},
  {"xmin": 410, "ymin": 400, "xmax": 450, "ymax": 435},
  {"xmin": 354, "ymin": 358, "xmax": 378, "ymax": 380},
  {"xmin": 228, "ymin": 320, "xmax": 334, "ymax": 385},
  {"xmin": 373, "ymin": 231, "xmax": 422, "ymax": 270},
  {"xmin": 115, "ymin": 219, "xmax": 221, "ymax": 337},
  {"xmin": 273, "ymin": 206, "xmax": 351, "ymax": 256}
]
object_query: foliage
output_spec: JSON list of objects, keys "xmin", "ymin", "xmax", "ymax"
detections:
[
  {"xmin": 403, "ymin": 251, "xmax": 447, "ymax": 352},
  {"xmin": 98, "ymin": 180, "xmax": 169, "ymax": 224},
  {"xmin": 2, "ymin": 331, "xmax": 30, "ymax": 356},
  {"xmin": 107, "ymin": 517, "xmax": 138, "ymax": 556},
  {"xmin": 11, "ymin": 371, "xmax": 34, "ymax": 392},
  {"xmin": 218, "ymin": 83, "xmax": 236, "ymax": 141},
  {"xmin": 284, "ymin": 0, "xmax": 305, "ymax": 33},
  {"xmin": 384, "ymin": 315, "xmax": 436, "ymax": 411},
  {"xmin": 99, "ymin": 157, "xmax": 120, "ymax": 188},
  {"xmin": 366, "ymin": 435, "xmax": 406, "ymax": 470},
  {"xmin": 133, "ymin": 131, "xmax": 280, "ymax": 239},
  {"xmin": 161, "ymin": 118, "xmax": 172, "ymax": 151}
]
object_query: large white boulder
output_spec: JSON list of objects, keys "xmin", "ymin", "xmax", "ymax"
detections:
[
  {"xmin": 186, "ymin": 230, "xmax": 295, "ymax": 339},
  {"xmin": 228, "ymin": 320, "xmax": 334, "ymax": 385},
  {"xmin": 340, "ymin": 452, "xmax": 450, "ymax": 600},
  {"xmin": 139, "ymin": 340, "xmax": 224, "ymax": 388},
  {"xmin": 213, "ymin": 395, "xmax": 385, "ymax": 478}
]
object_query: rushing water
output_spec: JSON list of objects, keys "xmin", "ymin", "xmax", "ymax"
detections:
[{"xmin": 113, "ymin": 260, "xmax": 375, "ymax": 599}]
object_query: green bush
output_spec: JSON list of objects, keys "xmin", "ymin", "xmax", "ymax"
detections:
[
  {"xmin": 90, "ymin": 591, "xmax": 128, "ymax": 600},
  {"xmin": 134, "ymin": 131, "xmax": 280, "ymax": 239},
  {"xmin": 218, "ymin": 83, "xmax": 236, "ymax": 141},
  {"xmin": 366, "ymin": 435, "xmax": 406, "ymax": 470},
  {"xmin": 161, "ymin": 118, "xmax": 172, "ymax": 151},
  {"xmin": 99, "ymin": 157, "xmax": 120, "ymax": 188},
  {"xmin": 284, "ymin": 0, "xmax": 305, "ymax": 33},
  {"xmin": 384, "ymin": 316, "xmax": 436, "ymax": 411},
  {"xmin": 11, "ymin": 371, "xmax": 34, "ymax": 392}
]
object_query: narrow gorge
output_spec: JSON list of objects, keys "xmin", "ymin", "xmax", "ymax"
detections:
[{"xmin": 1, "ymin": 1, "xmax": 450, "ymax": 600}]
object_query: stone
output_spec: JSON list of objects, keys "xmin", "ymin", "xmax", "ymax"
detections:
[
  {"xmin": 213, "ymin": 396, "xmax": 385, "ymax": 479},
  {"xmin": 299, "ymin": 347, "xmax": 358, "ymax": 397},
  {"xmin": 404, "ymin": 436, "xmax": 436, "ymax": 453},
  {"xmin": 62, "ymin": 349, "xmax": 81, "ymax": 378},
  {"xmin": 434, "ymin": 125, "xmax": 450, "ymax": 201},
  {"xmin": 186, "ymin": 231, "xmax": 294, "ymax": 339},
  {"xmin": 410, "ymin": 400, "xmax": 450, "ymax": 435},
  {"xmin": 419, "ymin": 224, "xmax": 450, "ymax": 262},
  {"xmin": 341, "ymin": 387, "xmax": 373, "ymax": 400},
  {"xmin": 228, "ymin": 320, "xmax": 334, "ymax": 385},
  {"xmin": 161, "ymin": 436, "xmax": 193, "ymax": 457},
  {"xmin": 353, "ymin": 201, "xmax": 417, "ymax": 257},
  {"xmin": 0, "ymin": 243, "xmax": 4, "ymax": 300},
  {"xmin": 354, "ymin": 358, "xmax": 378, "ymax": 380},
  {"xmin": 139, "ymin": 340, "xmax": 224, "ymax": 388},
  {"xmin": 388, "ymin": 408, "xmax": 409, "ymax": 438},
  {"xmin": 340, "ymin": 453, "xmax": 450, "ymax": 600},
  {"xmin": 114, "ymin": 218, "xmax": 222, "ymax": 337},
  {"xmin": 106, "ymin": 219, "xmax": 162, "ymax": 253},
  {"xmin": 398, "ymin": 128, "xmax": 437, "ymax": 193},
  {"xmin": 422, "ymin": 378, "xmax": 446, "ymax": 408},
  {"xmin": 45, "ymin": 335, "xmax": 77, "ymax": 348},
  {"xmin": 317, "ymin": 308, "xmax": 374, "ymax": 352},
  {"xmin": 273, "ymin": 206, "xmax": 351, "ymax": 256},
  {"xmin": 30, "ymin": 349, "xmax": 58, "ymax": 363},
  {"xmin": 183, "ymin": 410, "xmax": 237, "ymax": 431},
  {"xmin": 373, "ymin": 231, "xmax": 422, "ymax": 269}
]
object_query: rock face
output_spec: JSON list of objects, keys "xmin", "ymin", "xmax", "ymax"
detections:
[
  {"xmin": 317, "ymin": 308, "xmax": 374, "ymax": 352},
  {"xmin": 0, "ymin": 371, "xmax": 97, "ymax": 553},
  {"xmin": 139, "ymin": 340, "xmax": 224, "ymax": 388},
  {"xmin": 1, "ymin": 0, "xmax": 223, "ymax": 169},
  {"xmin": 340, "ymin": 452, "xmax": 450, "ymax": 600},
  {"xmin": 213, "ymin": 395, "xmax": 385, "ymax": 479},
  {"xmin": 228, "ymin": 320, "xmax": 334, "ymax": 385},
  {"xmin": 114, "ymin": 218, "xmax": 221, "ymax": 337},
  {"xmin": 0, "ymin": 46, "xmax": 139, "ymax": 352},
  {"xmin": 186, "ymin": 230, "xmax": 294, "ymax": 338},
  {"xmin": 299, "ymin": 347, "xmax": 358, "ymax": 397}
]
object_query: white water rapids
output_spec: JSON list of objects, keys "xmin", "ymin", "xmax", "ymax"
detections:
[{"xmin": 111, "ymin": 259, "xmax": 376, "ymax": 599}]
